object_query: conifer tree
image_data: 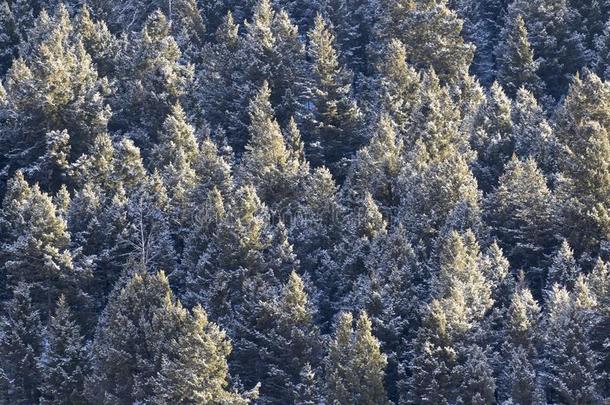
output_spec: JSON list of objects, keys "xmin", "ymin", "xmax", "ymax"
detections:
[
  {"xmin": 38, "ymin": 295, "xmax": 87, "ymax": 405},
  {"xmin": 486, "ymin": 156, "xmax": 554, "ymax": 270},
  {"xmin": 325, "ymin": 312, "xmax": 389, "ymax": 405},
  {"xmin": 511, "ymin": 88, "xmax": 557, "ymax": 173},
  {"xmin": 547, "ymin": 240, "xmax": 580, "ymax": 290},
  {"xmin": 306, "ymin": 14, "xmax": 362, "ymax": 179},
  {"xmin": 375, "ymin": 0, "xmax": 475, "ymax": 82},
  {"xmin": 470, "ymin": 82, "xmax": 514, "ymax": 191},
  {"xmin": 373, "ymin": 39, "xmax": 421, "ymax": 136},
  {"xmin": 111, "ymin": 10, "xmax": 193, "ymax": 155},
  {"xmin": 255, "ymin": 271, "xmax": 322, "ymax": 403},
  {"xmin": 400, "ymin": 151, "xmax": 481, "ymax": 248},
  {"xmin": 345, "ymin": 113, "xmax": 404, "ymax": 210},
  {"xmin": 509, "ymin": 0, "xmax": 588, "ymax": 98},
  {"xmin": 238, "ymin": 82, "xmax": 303, "ymax": 208},
  {"xmin": 0, "ymin": 283, "xmax": 43, "ymax": 404},
  {"xmin": 0, "ymin": 171, "xmax": 74, "ymax": 316},
  {"xmin": 0, "ymin": 1, "xmax": 18, "ymax": 75},
  {"xmin": 87, "ymin": 270, "xmax": 252, "ymax": 403},
  {"xmin": 407, "ymin": 299, "xmax": 456, "ymax": 404},
  {"xmin": 542, "ymin": 284, "xmax": 603, "ymax": 403},
  {"xmin": 495, "ymin": 13, "xmax": 545, "ymax": 99},
  {"xmin": 405, "ymin": 69, "xmax": 464, "ymax": 160},
  {"xmin": 0, "ymin": 6, "xmax": 111, "ymax": 191},
  {"xmin": 554, "ymin": 74, "xmax": 610, "ymax": 255}
]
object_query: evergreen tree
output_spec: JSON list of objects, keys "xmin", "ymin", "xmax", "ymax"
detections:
[
  {"xmin": 495, "ymin": 13, "xmax": 545, "ymax": 99},
  {"xmin": 0, "ymin": 6, "xmax": 111, "ymax": 191},
  {"xmin": 111, "ymin": 10, "xmax": 193, "ymax": 155},
  {"xmin": 407, "ymin": 299, "xmax": 456, "ymax": 404},
  {"xmin": 486, "ymin": 156, "xmax": 554, "ymax": 270},
  {"xmin": 0, "ymin": 1, "xmax": 18, "ymax": 75},
  {"xmin": 0, "ymin": 171, "xmax": 75, "ymax": 316},
  {"xmin": 325, "ymin": 312, "xmax": 389, "ymax": 404},
  {"xmin": 345, "ymin": 113, "xmax": 404, "ymax": 210},
  {"xmin": 86, "ymin": 270, "xmax": 252, "ymax": 403},
  {"xmin": 305, "ymin": 14, "xmax": 362, "ymax": 180},
  {"xmin": 0, "ymin": 283, "xmax": 43, "ymax": 404},
  {"xmin": 256, "ymin": 271, "xmax": 322, "ymax": 403},
  {"xmin": 510, "ymin": 0, "xmax": 588, "ymax": 99},
  {"xmin": 471, "ymin": 82, "xmax": 514, "ymax": 191},
  {"xmin": 375, "ymin": 0, "xmax": 475, "ymax": 82},
  {"xmin": 38, "ymin": 295, "xmax": 87, "ymax": 405},
  {"xmin": 511, "ymin": 88, "xmax": 558, "ymax": 173},
  {"xmin": 238, "ymin": 82, "xmax": 303, "ymax": 208},
  {"xmin": 542, "ymin": 283, "xmax": 603, "ymax": 403},
  {"xmin": 554, "ymin": 72, "xmax": 610, "ymax": 255},
  {"xmin": 547, "ymin": 240, "xmax": 580, "ymax": 290},
  {"xmin": 373, "ymin": 39, "xmax": 421, "ymax": 136}
]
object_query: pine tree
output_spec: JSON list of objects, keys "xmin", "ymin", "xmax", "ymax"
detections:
[
  {"xmin": 435, "ymin": 230, "xmax": 494, "ymax": 325},
  {"xmin": 554, "ymin": 73, "xmax": 610, "ymax": 255},
  {"xmin": 510, "ymin": 0, "xmax": 588, "ymax": 99},
  {"xmin": 238, "ymin": 81, "xmax": 303, "ymax": 208},
  {"xmin": 256, "ymin": 271, "xmax": 322, "ymax": 403},
  {"xmin": 86, "ymin": 270, "xmax": 252, "ymax": 403},
  {"xmin": 495, "ymin": 13, "xmax": 545, "ymax": 99},
  {"xmin": 0, "ymin": 1, "xmax": 18, "ymax": 75},
  {"xmin": 405, "ymin": 69, "xmax": 464, "ymax": 160},
  {"xmin": 594, "ymin": 19, "xmax": 610, "ymax": 81},
  {"xmin": 373, "ymin": 39, "xmax": 421, "ymax": 136},
  {"xmin": 323, "ymin": 0, "xmax": 374, "ymax": 74},
  {"xmin": 111, "ymin": 10, "xmax": 193, "ymax": 155},
  {"xmin": 345, "ymin": 113, "xmax": 404, "ymax": 210},
  {"xmin": 325, "ymin": 312, "xmax": 389, "ymax": 405},
  {"xmin": 38, "ymin": 295, "xmax": 87, "ymax": 405},
  {"xmin": 485, "ymin": 156, "xmax": 554, "ymax": 270},
  {"xmin": 455, "ymin": 0, "xmax": 508, "ymax": 85},
  {"xmin": 542, "ymin": 283, "xmax": 603, "ymax": 403},
  {"xmin": 0, "ymin": 283, "xmax": 43, "ymax": 404},
  {"xmin": 375, "ymin": 0, "xmax": 475, "ymax": 82},
  {"xmin": 407, "ymin": 299, "xmax": 457, "ymax": 404},
  {"xmin": 511, "ymin": 88, "xmax": 558, "ymax": 173},
  {"xmin": 305, "ymin": 14, "xmax": 362, "ymax": 180},
  {"xmin": 0, "ymin": 171, "xmax": 74, "ymax": 316},
  {"xmin": 471, "ymin": 82, "xmax": 514, "ymax": 191},
  {"xmin": 0, "ymin": 6, "xmax": 111, "ymax": 191},
  {"xmin": 547, "ymin": 240, "xmax": 580, "ymax": 290},
  {"xmin": 399, "ymin": 151, "xmax": 481, "ymax": 249}
]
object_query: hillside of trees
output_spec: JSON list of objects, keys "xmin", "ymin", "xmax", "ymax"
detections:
[{"xmin": 0, "ymin": 0, "xmax": 609, "ymax": 403}]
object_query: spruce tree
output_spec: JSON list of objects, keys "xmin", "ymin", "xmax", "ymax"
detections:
[
  {"xmin": 305, "ymin": 14, "xmax": 362, "ymax": 180},
  {"xmin": 486, "ymin": 156, "xmax": 554, "ymax": 270},
  {"xmin": 256, "ymin": 271, "xmax": 322, "ymax": 403},
  {"xmin": 0, "ymin": 6, "xmax": 111, "ymax": 191},
  {"xmin": 238, "ymin": 81, "xmax": 303, "ymax": 208},
  {"xmin": 471, "ymin": 82, "xmax": 514, "ymax": 191},
  {"xmin": 325, "ymin": 312, "xmax": 389, "ymax": 405},
  {"xmin": 511, "ymin": 88, "xmax": 558, "ymax": 173},
  {"xmin": 86, "ymin": 270, "xmax": 252, "ymax": 403},
  {"xmin": 546, "ymin": 240, "xmax": 580, "ymax": 290},
  {"xmin": 38, "ymin": 295, "xmax": 88, "ymax": 405},
  {"xmin": 111, "ymin": 10, "xmax": 193, "ymax": 155},
  {"xmin": 345, "ymin": 113, "xmax": 404, "ymax": 210},
  {"xmin": 495, "ymin": 13, "xmax": 545, "ymax": 99},
  {"xmin": 542, "ymin": 283, "xmax": 603, "ymax": 403},
  {"xmin": 375, "ymin": 0, "xmax": 475, "ymax": 82},
  {"xmin": 0, "ymin": 171, "xmax": 74, "ymax": 316},
  {"xmin": 373, "ymin": 39, "xmax": 421, "ymax": 136},
  {"xmin": 0, "ymin": 283, "xmax": 43, "ymax": 404},
  {"xmin": 553, "ymin": 72, "xmax": 610, "ymax": 255},
  {"xmin": 509, "ymin": 0, "xmax": 588, "ymax": 99}
]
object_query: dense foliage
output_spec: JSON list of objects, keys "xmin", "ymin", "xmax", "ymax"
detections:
[{"xmin": 1, "ymin": 0, "xmax": 610, "ymax": 403}]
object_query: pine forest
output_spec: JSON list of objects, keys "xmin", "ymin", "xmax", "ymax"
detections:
[{"xmin": 1, "ymin": 0, "xmax": 610, "ymax": 403}]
